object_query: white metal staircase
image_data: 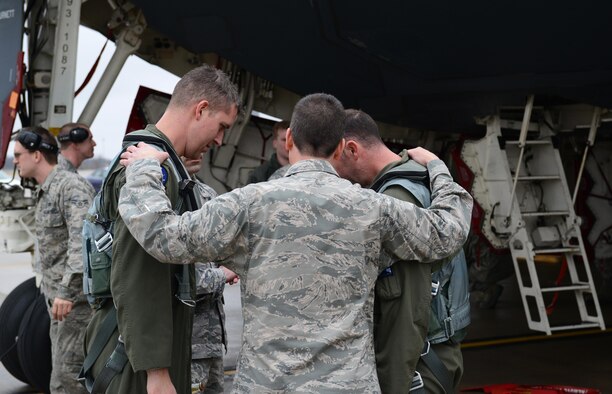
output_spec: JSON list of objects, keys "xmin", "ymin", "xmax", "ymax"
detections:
[{"xmin": 462, "ymin": 97, "xmax": 606, "ymax": 334}]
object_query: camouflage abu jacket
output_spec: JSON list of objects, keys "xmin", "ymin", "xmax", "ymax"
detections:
[
  {"xmin": 193, "ymin": 262, "xmax": 227, "ymax": 359},
  {"xmin": 35, "ymin": 166, "xmax": 94, "ymax": 301},
  {"xmin": 192, "ymin": 180, "xmax": 227, "ymax": 359},
  {"xmin": 118, "ymin": 158, "xmax": 473, "ymax": 393},
  {"xmin": 57, "ymin": 154, "xmax": 77, "ymax": 173}
]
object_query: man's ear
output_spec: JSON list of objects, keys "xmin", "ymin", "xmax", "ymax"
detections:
[
  {"xmin": 285, "ymin": 128, "xmax": 294, "ymax": 152},
  {"xmin": 332, "ymin": 138, "xmax": 347, "ymax": 160},
  {"xmin": 195, "ymin": 100, "xmax": 210, "ymax": 119},
  {"xmin": 33, "ymin": 151, "xmax": 42, "ymax": 163},
  {"xmin": 344, "ymin": 140, "xmax": 360, "ymax": 160}
]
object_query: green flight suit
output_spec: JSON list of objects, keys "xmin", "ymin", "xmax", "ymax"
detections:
[
  {"xmin": 373, "ymin": 151, "xmax": 433, "ymax": 393},
  {"xmin": 84, "ymin": 125, "xmax": 195, "ymax": 394}
]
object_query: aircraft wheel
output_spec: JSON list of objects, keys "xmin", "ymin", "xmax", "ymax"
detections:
[
  {"xmin": 17, "ymin": 293, "xmax": 51, "ymax": 393},
  {"xmin": 0, "ymin": 277, "xmax": 38, "ymax": 385}
]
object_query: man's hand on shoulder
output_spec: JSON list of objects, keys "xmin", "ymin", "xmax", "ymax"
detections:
[
  {"xmin": 120, "ymin": 142, "xmax": 169, "ymax": 167},
  {"xmin": 406, "ymin": 147, "xmax": 439, "ymax": 166}
]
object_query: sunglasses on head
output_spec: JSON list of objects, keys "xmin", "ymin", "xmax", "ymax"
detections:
[{"xmin": 17, "ymin": 131, "xmax": 59, "ymax": 154}]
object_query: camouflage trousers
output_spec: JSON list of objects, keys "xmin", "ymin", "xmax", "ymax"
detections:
[
  {"xmin": 191, "ymin": 357, "xmax": 224, "ymax": 394},
  {"xmin": 46, "ymin": 298, "xmax": 91, "ymax": 394}
]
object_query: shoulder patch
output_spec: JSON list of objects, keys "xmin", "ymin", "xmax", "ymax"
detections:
[
  {"xmin": 379, "ymin": 267, "xmax": 393, "ymax": 278},
  {"xmin": 161, "ymin": 167, "xmax": 168, "ymax": 186}
]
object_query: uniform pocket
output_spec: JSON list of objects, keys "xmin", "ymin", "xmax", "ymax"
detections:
[
  {"xmin": 36, "ymin": 211, "xmax": 63, "ymax": 228},
  {"xmin": 89, "ymin": 247, "xmax": 112, "ymax": 297}
]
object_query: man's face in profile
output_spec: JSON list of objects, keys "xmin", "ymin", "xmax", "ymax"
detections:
[{"xmin": 185, "ymin": 104, "xmax": 238, "ymax": 159}]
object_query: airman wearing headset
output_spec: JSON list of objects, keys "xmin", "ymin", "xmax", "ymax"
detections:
[
  {"xmin": 14, "ymin": 127, "xmax": 94, "ymax": 394},
  {"xmin": 57, "ymin": 122, "xmax": 96, "ymax": 172}
]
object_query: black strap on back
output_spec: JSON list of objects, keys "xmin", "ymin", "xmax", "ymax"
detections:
[
  {"xmin": 122, "ymin": 133, "xmax": 198, "ymax": 211},
  {"xmin": 90, "ymin": 339, "xmax": 128, "ymax": 394},
  {"xmin": 98, "ymin": 133, "xmax": 198, "ymax": 218},
  {"xmin": 417, "ymin": 341, "xmax": 454, "ymax": 394},
  {"xmin": 78, "ymin": 305, "xmax": 118, "ymax": 392}
]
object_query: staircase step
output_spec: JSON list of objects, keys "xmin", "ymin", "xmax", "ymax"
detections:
[
  {"xmin": 541, "ymin": 284, "xmax": 591, "ymax": 292},
  {"xmin": 521, "ymin": 211, "xmax": 570, "ymax": 217},
  {"xmin": 505, "ymin": 140, "xmax": 552, "ymax": 145},
  {"xmin": 516, "ymin": 175, "xmax": 561, "ymax": 181},
  {"xmin": 549, "ymin": 322, "xmax": 602, "ymax": 332},
  {"xmin": 533, "ymin": 247, "xmax": 581, "ymax": 254}
]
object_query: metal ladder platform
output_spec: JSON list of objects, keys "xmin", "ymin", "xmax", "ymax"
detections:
[
  {"xmin": 504, "ymin": 136, "xmax": 605, "ymax": 334},
  {"xmin": 462, "ymin": 97, "xmax": 606, "ymax": 335}
]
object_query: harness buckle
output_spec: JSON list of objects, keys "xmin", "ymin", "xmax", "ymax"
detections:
[
  {"xmin": 175, "ymin": 294, "xmax": 196, "ymax": 308},
  {"xmin": 431, "ymin": 280, "xmax": 440, "ymax": 296},
  {"xmin": 95, "ymin": 232, "xmax": 113, "ymax": 252},
  {"xmin": 444, "ymin": 316, "xmax": 455, "ymax": 338},
  {"xmin": 409, "ymin": 371, "xmax": 424, "ymax": 391},
  {"xmin": 421, "ymin": 341, "xmax": 431, "ymax": 356}
]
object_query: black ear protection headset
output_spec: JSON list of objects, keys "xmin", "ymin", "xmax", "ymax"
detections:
[
  {"xmin": 17, "ymin": 131, "xmax": 59, "ymax": 154},
  {"xmin": 57, "ymin": 127, "xmax": 90, "ymax": 143}
]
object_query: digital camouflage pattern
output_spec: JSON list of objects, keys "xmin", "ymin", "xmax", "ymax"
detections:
[
  {"xmin": 268, "ymin": 164, "xmax": 289, "ymax": 181},
  {"xmin": 192, "ymin": 181, "xmax": 227, "ymax": 393},
  {"xmin": 191, "ymin": 180, "xmax": 227, "ymax": 359},
  {"xmin": 191, "ymin": 355, "xmax": 224, "ymax": 394},
  {"xmin": 191, "ymin": 180, "xmax": 227, "ymax": 394},
  {"xmin": 57, "ymin": 154, "xmax": 77, "ymax": 173},
  {"xmin": 119, "ymin": 158, "xmax": 473, "ymax": 393},
  {"xmin": 46, "ymin": 300, "xmax": 92, "ymax": 394},
  {"xmin": 193, "ymin": 262, "xmax": 227, "ymax": 359},
  {"xmin": 35, "ymin": 166, "xmax": 94, "ymax": 393},
  {"xmin": 35, "ymin": 166, "xmax": 94, "ymax": 301}
]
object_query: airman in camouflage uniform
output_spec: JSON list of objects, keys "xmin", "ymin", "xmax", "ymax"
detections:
[
  {"xmin": 57, "ymin": 122, "xmax": 96, "ymax": 173},
  {"xmin": 246, "ymin": 120, "xmax": 290, "ymax": 184},
  {"xmin": 189, "ymin": 167, "xmax": 236, "ymax": 394},
  {"xmin": 192, "ymin": 262, "xmax": 228, "ymax": 393},
  {"xmin": 14, "ymin": 127, "xmax": 94, "ymax": 394},
  {"xmin": 118, "ymin": 93, "xmax": 473, "ymax": 393}
]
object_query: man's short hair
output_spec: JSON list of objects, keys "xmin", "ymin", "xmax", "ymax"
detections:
[
  {"xmin": 343, "ymin": 109, "xmax": 383, "ymax": 147},
  {"xmin": 272, "ymin": 120, "xmax": 290, "ymax": 138},
  {"xmin": 169, "ymin": 64, "xmax": 241, "ymax": 113},
  {"xmin": 290, "ymin": 93, "xmax": 345, "ymax": 157},
  {"xmin": 58, "ymin": 122, "xmax": 90, "ymax": 149},
  {"xmin": 16, "ymin": 126, "xmax": 58, "ymax": 164}
]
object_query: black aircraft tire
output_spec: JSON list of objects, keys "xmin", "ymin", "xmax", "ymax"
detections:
[
  {"xmin": 0, "ymin": 277, "xmax": 38, "ymax": 385},
  {"xmin": 17, "ymin": 293, "xmax": 51, "ymax": 394}
]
